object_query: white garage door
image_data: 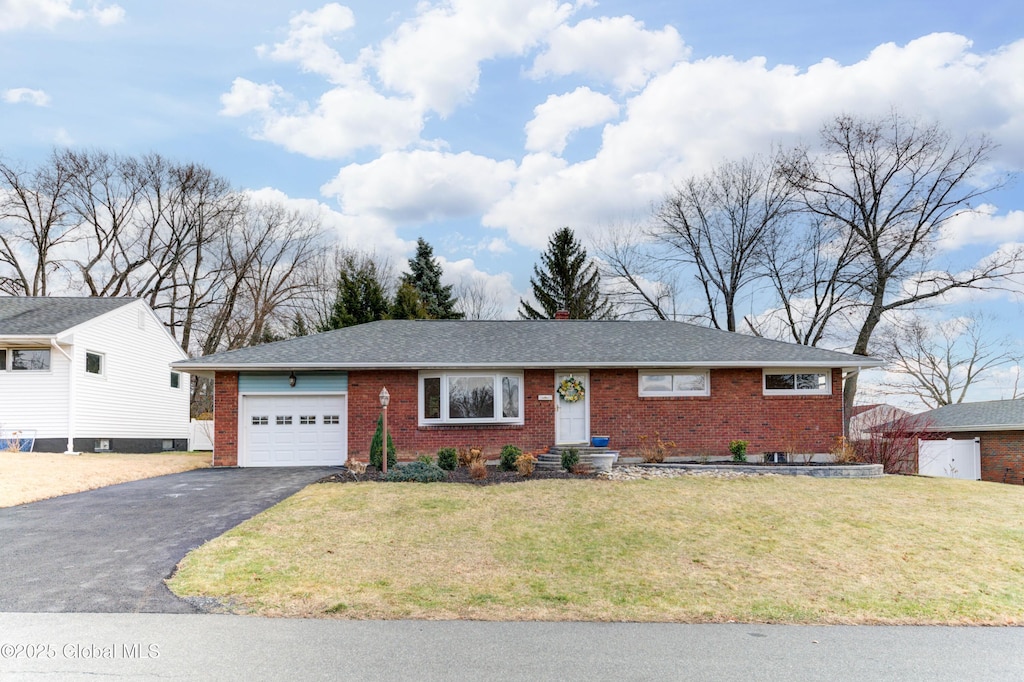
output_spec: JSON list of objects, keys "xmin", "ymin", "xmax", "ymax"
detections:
[{"xmin": 243, "ymin": 395, "xmax": 347, "ymax": 467}]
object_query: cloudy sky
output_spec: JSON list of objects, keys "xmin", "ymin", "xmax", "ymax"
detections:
[{"xmin": 2, "ymin": 0, "xmax": 1023, "ymax": 405}]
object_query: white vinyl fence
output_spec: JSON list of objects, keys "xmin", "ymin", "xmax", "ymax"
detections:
[
  {"xmin": 188, "ymin": 419, "xmax": 214, "ymax": 451},
  {"xmin": 918, "ymin": 438, "xmax": 980, "ymax": 480}
]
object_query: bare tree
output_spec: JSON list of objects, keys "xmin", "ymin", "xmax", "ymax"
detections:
[
  {"xmin": 595, "ymin": 225, "xmax": 681, "ymax": 320},
  {"xmin": 652, "ymin": 154, "xmax": 793, "ymax": 331},
  {"xmin": 453, "ymin": 277, "xmax": 505, "ymax": 320},
  {"xmin": 0, "ymin": 152, "xmax": 74, "ymax": 295},
  {"xmin": 874, "ymin": 315, "xmax": 1019, "ymax": 409},
  {"xmin": 780, "ymin": 111, "xmax": 1022, "ymax": 426}
]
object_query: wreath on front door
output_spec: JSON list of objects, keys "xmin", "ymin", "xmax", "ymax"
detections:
[{"xmin": 557, "ymin": 375, "xmax": 585, "ymax": 403}]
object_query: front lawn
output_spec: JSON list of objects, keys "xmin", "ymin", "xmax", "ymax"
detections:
[{"xmin": 168, "ymin": 474, "xmax": 1024, "ymax": 623}]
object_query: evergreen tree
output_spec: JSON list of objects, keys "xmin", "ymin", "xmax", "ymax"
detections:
[
  {"xmin": 401, "ymin": 237, "xmax": 463, "ymax": 319},
  {"xmin": 321, "ymin": 253, "xmax": 390, "ymax": 330},
  {"xmin": 389, "ymin": 281, "xmax": 430, "ymax": 320},
  {"xmin": 369, "ymin": 413, "xmax": 396, "ymax": 469},
  {"xmin": 292, "ymin": 313, "xmax": 309, "ymax": 337},
  {"xmin": 518, "ymin": 227, "xmax": 614, "ymax": 319}
]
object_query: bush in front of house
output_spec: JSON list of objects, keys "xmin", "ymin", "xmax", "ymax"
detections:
[
  {"xmin": 515, "ymin": 452, "xmax": 537, "ymax": 477},
  {"xmin": 437, "ymin": 447, "xmax": 457, "ymax": 471},
  {"xmin": 729, "ymin": 439, "xmax": 749, "ymax": 462},
  {"xmin": 384, "ymin": 462, "xmax": 448, "ymax": 483},
  {"xmin": 500, "ymin": 444, "xmax": 522, "ymax": 471},
  {"xmin": 369, "ymin": 414, "xmax": 396, "ymax": 470},
  {"xmin": 560, "ymin": 447, "xmax": 580, "ymax": 471}
]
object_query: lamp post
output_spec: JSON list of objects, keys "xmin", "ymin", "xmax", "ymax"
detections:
[{"xmin": 379, "ymin": 386, "xmax": 390, "ymax": 474}]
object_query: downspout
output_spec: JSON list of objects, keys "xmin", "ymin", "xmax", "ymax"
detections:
[{"xmin": 51, "ymin": 340, "xmax": 77, "ymax": 454}]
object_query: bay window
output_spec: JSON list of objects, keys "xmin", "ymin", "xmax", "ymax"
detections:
[{"xmin": 419, "ymin": 371, "xmax": 523, "ymax": 425}]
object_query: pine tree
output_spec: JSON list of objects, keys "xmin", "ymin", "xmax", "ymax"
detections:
[
  {"xmin": 518, "ymin": 227, "xmax": 614, "ymax": 319},
  {"xmin": 401, "ymin": 237, "xmax": 463, "ymax": 319},
  {"xmin": 389, "ymin": 281, "xmax": 430, "ymax": 320},
  {"xmin": 292, "ymin": 313, "xmax": 309, "ymax": 337},
  {"xmin": 321, "ymin": 253, "xmax": 390, "ymax": 330}
]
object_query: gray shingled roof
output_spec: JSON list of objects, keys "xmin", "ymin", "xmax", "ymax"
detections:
[
  {"xmin": 174, "ymin": 319, "xmax": 883, "ymax": 371},
  {"xmin": 0, "ymin": 297, "xmax": 136, "ymax": 336},
  {"xmin": 913, "ymin": 400, "xmax": 1024, "ymax": 431}
]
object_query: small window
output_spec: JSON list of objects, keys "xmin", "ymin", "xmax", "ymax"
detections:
[
  {"xmin": 300, "ymin": 415, "xmax": 316, "ymax": 425},
  {"xmin": 11, "ymin": 349, "xmax": 50, "ymax": 371},
  {"xmin": 85, "ymin": 352, "xmax": 103, "ymax": 375},
  {"xmin": 323, "ymin": 415, "xmax": 340, "ymax": 425},
  {"xmin": 170, "ymin": 372, "xmax": 181, "ymax": 389},
  {"xmin": 276, "ymin": 415, "xmax": 293, "ymax": 426},
  {"xmin": 252, "ymin": 416, "xmax": 269, "ymax": 426},
  {"xmin": 639, "ymin": 370, "xmax": 710, "ymax": 397},
  {"xmin": 763, "ymin": 370, "xmax": 830, "ymax": 395},
  {"xmin": 0, "ymin": 349, "xmax": 6, "ymax": 370},
  {"xmin": 95, "ymin": 439, "xmax": 110, "ymax": 452},
  {"xmin": 162, "ymin": 439, "xmax": 174, "ymax": 451}
]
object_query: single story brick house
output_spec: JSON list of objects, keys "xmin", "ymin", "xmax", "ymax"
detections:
[
  {"xmin": 172, "ymin": 319, "xmax": 883, "ymax": 467},
  {"xmin": 908, "ymin": 400, "xmax": 1024, "ymax": 485}
]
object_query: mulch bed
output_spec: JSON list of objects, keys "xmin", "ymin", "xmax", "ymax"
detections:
[{"xmin": 319, "ymin": 465, "xmax": 597, "ymax": 486}]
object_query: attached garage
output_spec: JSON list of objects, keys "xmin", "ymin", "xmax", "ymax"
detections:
[{"xmin": 242, "ymin": 394, "xmax": 347, "ymax": 466}]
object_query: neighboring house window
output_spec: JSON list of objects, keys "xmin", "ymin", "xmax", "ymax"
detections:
[
  {"xmin": 85, "ymin": 352, "xmax": 103, "ymax": 375},
  {"xmin": 0, "ymin": 349, "xmax": 5, "ymax": 370},
  {"xmin": 763, "ymin": 369, "xmax": 831, "ymax": 395},
  {"xmin": 170, "ymin": 372, "xmax": 181, "ymax": 388},
  {"xmin": 419, "ymin": 371, "xmax": 524, "ymax": 425},
  {"xmin": 639, "ymin": 370, "xmax": 710, "ymax": 397},
  {"xmin": 11, "ymin": 349, "xmax": 50, "ymax": 371}
]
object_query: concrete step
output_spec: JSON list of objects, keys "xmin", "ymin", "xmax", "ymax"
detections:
[{"xmin": 537, "ymin": 447, "xmax": 619, "ymax": 470}]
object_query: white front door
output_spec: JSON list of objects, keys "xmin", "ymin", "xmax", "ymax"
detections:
[{"xmin": 555, "ymin": 371, "xmax": 589, "ymax": 445}]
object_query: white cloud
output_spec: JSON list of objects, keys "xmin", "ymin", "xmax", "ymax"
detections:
[
  {"xmin": 478, "ymin": 237, "xmax": 512, "ymax": 254},
  {"xmin": 257, "ymin": 3, "xmax": 362, "ymax": 85},
  {"xmin": 322, "ymin": 150, "xmax": 517, "ymax": 222},
  {"xmin": 525, "ymin": 87, "xmax": 619, "ymax": 154},
  {"xmin": 440, "ymin": 256, "xmax": 522, "ymax": 319},
  {"xmin": 487, "ymin": 34, "xmax": 1024, "ymax": 242},
  {"xmin": 252, "ymin": 86, "xmax": 423, "ymax": 159},
  {"xmin": 374, "ymin": 0, "xmax": 579, "ymax": 115},
  {"xmin": 938, "ymin": 205, "xmax": 1024, "ymax": 251},
  {"xmin": 530, "ymin": 15, "xmax": 687, "ymax": 91},
  {"xmin": 0, "ymin": 0, "xmax": 123, "ymax": 31},
  {"xmin": 219, "ymin": 78, "xmax": 283, "ymax": 116},
  {"xmin": 3, "ymin": 87, "xmax": 50, "ymax": 106}
]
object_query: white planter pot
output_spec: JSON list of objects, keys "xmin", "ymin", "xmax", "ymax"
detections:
[{"xmin": 590, "ymin": 452, "xmax": 616, "ymax": 473}]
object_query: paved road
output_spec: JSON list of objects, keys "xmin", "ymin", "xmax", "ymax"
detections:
[
  {"xmin": 0, "ymin": 467, "xmax": 339, "ymax": 613},
  {"xmin": 1, "ymin": 615, "xmax": 1023, "ymax": 681}
]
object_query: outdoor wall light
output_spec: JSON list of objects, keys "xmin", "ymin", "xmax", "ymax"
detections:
[{"xmin": 289, "ymin": 371, "xmax": 297, "ymax": 387}]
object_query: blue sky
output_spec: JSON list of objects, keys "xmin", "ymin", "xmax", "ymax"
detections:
[{"xmin": 2, "ymin": 0, "xmax": 1023, "ymax": 406}]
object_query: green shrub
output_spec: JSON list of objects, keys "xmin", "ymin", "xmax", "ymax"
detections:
[
  {"xmin": 384, "ymin": 462, "xmax": 448, "ymax": 483},
  {"xmin": 369, "ymin": 414, "xmax": 396, "ymax": 470},
  {"xmin": 437, "ymin": 447, "xmax": 457, "ymax": 471},
  {"xmin": 416, "ymin": 454, "xmax": 434, "ymax": 465},
  {"xmin": 560, "ymin": 448, "xmax": 580, "ymax": 471},
  {"xmin": 729, "ymin": 439, "xmax": 749, "ymax": 462},
  {"xmin": 500, "ymin": 444, "xmax": 522, "ymax": 472}
]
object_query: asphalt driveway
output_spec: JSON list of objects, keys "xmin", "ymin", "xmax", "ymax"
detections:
[{"xmin": 0, "ymin": 467, "xmax": 340, "ymax": 613}]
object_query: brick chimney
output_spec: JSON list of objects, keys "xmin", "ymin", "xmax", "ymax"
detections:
[{"xmin": 554, "ymin": 310, "xmax": 570, "ymax": 320}]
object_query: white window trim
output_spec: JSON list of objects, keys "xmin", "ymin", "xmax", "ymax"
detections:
[
  {"xmin": 762, "ymin": 368, "xmax": 832, "ymax": 396},
  {"xmin": 419, "ymin": 370, "xmax": 525, "ymax": 426},
  {"xmin": 638, "ymin": 370, "xmax": 711, "ymax": 397},
  {"xmin": 85, "ymin": 351, "xmax": 105, "ymax": 377}
]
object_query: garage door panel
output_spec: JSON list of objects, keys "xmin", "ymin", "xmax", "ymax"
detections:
[{"xmin": 242, "ymin": 395, "xmax": 347, "ymax": 467}]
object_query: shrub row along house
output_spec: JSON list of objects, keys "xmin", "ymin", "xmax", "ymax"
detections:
[
  {"xmin": 173, "ymin": 319, "xmax": 883, "ymax": 467},
  {"xmin": 0, "ymin": 297, "xmax": 189, "ymax": 452}
]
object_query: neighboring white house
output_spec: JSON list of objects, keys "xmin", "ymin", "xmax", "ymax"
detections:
[{"xmin": 0, "ymin": 297, "xmax": 189, "ymax": 453}]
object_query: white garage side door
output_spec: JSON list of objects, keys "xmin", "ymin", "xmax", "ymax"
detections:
[{"xmin": 243, "ymin": 395, "xmax": 347, "ymax": 467}]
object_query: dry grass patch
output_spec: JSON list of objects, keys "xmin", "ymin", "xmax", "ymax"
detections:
[
  {"xmin": 168, "ymin": 475, "xmax": 1024, "ymax": 624},
  {"xmin": 0, "ymin": 451, "xmax": 211, "ymax": 507}
]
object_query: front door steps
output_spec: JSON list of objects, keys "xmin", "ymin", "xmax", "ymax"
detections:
[{"xmin": 537, "ymin": 445, "xmax": 616, "ymax": 470}]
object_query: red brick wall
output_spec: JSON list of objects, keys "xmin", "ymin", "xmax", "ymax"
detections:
[
  {"xmin": 345, "ymin": 367, "xmax": 844, "ymax": 461},
  {"xmin": 213, "ymin": 372, "xmax": 239, "ymax": 466},
  {"xmin": 919, "ymin": 431, "xmax": 1024, "ymax": 485},
  {"xmin": 346, "ymin": 369, "xmax": 555, "ymax": 460},
  {"xmin": 591, "ymin": 367, "xmax": 842, "ymax": 457}
]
